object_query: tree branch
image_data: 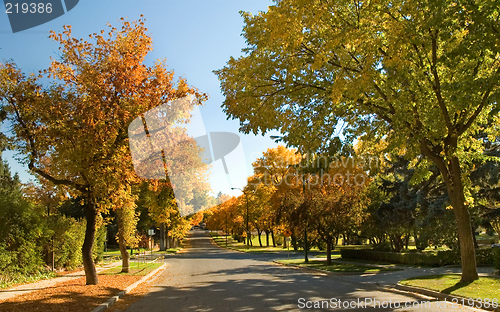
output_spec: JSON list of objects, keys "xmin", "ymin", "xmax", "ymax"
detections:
[{"xmin": 429, "ymin": 31, "xmax": 452, "ymax": 131}]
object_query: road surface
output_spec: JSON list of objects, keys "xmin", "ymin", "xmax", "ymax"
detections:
[{"xmin": 124, "ymin": 230, "xmax": 488, "ymax": 311}]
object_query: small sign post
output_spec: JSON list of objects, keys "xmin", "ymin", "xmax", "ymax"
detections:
[
  {"xmin": 148, "ymin": 229, "xmax": 155, "ymax": 256},
  {"xmin": 285, "ymin": 237, "xmax": 291, "ymax": 259}
]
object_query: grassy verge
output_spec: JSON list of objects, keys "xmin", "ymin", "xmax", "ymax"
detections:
[
  {"xmin": 0, "ymin": 270, "xmax": 57, "ymax": 289},
  {"xmin": 210, "ymin": 232, "xmax": 331, "ymax": 254},
  {"xmin": 400, "ymin": 274, "xmax": 500, "ymax": 300},
  {"xmin": 102, "ymin": 247, "xmax": 180, "ymax": 263},
  {"xmin": 153, "ymin": 247, "xmax": 182, "ymax": 254},
  {"xmin": 210, "ymin": 233, "xmax": 292, "ymax": 253},
  {"xmin": 334, "ymin": 256, "xmax": 406, "ymax": 266},
  {"xmin": 277, "ymin": 259, "xmax": 399, "ymax": 273},
  {"xmin": 104, "ymin": 247, "xmax": 161, "ymax": 257},
  {"xmin": 100, "ymin": 262, "xmax": 162, "ymax": 276}
]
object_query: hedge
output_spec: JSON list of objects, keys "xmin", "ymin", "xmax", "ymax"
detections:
[
  {"xmin": 340, "ymin": 248, "xmax": 494, "ymax": 266},
  {"xmin": 494, "ymin": 246, "xmax": 500, "ymax": 271}
]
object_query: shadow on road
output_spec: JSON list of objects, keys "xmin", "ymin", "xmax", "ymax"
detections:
[{"xmin": 123, "ymin": 230, "xmax": 440, "ymax": 312}]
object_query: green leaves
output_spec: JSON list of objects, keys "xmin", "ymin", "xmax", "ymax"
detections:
[{"xmin": 217, "ymin": 0, "xmax": 499, "ymax": 158}]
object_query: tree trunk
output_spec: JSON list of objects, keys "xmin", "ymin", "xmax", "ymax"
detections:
[
  {"xmin": 326, "ymin": 236, "xmax": 332, "ymax": 265},
  {"xmin": 265, "ymin": 231, "xmax": 270, "ymax": 247},
  {"xmin": 472, "ymin": 224, "xmax": 479, "ymax": 249},
  {"xmin": 391, "ymin": 234, "xmax": 404, "ymax": 252},
  {"xmin": 118, "ymin": 229, "xmax": 130, "ymax": 273},
  {"xmin": 271, "ymin": 230, "xmax": 276, "ymax": 247},
  {"xmin": 449, "ymin": 189, "xmax": 478, "ymax": 282},
  {"xmin": 291, "ymin": 233, "xmax": 298, "ymax": 251},
  {"xmin": 166, "ymin": 225, "xmax": 170, "ymax": 249},
  {"xmin": 421, "ymin": 142, "xmax": 478, "ymax": 282},
  {"xmin": 257, "ymin": 228, "xmax": 263, "ymax": 247},
  {"xmin": 82, "ymin": 199, "xmax": 98, "ymax": 285},
  {"xmin": 160, "ymin": 223, "xmax": 166, "ymax": 251},
  {"xmin": 448, "ymin": 157, "xmax": 478, "ymax": 282}
]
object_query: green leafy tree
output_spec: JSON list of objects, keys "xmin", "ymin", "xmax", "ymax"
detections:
[
  {"xmin": 0, "ymin": 160, "xmax": 46, "ymax": 276},
  {"xmin": 216, "ymin": 0, "xmax": 500, "ymax": 282}
]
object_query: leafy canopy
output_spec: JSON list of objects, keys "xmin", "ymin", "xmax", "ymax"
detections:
[{"xmin": 216, "ymin": 0, "xmax": 500, "ymax": 159}]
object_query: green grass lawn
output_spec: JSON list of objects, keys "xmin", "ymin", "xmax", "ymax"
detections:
[
  {"xmin": 104, "ymin": 247, "xmax": 155, "ymax": 256},
  {"xmin": 327, "ymin": 256, "xmax": 405, "ymax": 267},
  {"xmin": 103, "ymin": 246, "xmax": 180, "ymax": 259},
  {"xmin": 0, "ymin": 270, "xmax": 57, "ymax": 289},
  {"xmin": 210, "ymin": 232, "xmax": 368, "ymax": 254},
  {"xmin": 400, "ymin": 274, "xmax": 500, "ymax": 300},
  {"xmin": 153, "ymin": 247, "xmax": 182, "ymax": 254},
  {"xmin": 101, "ymin": 262, "xmax": 162, "ymax": 276},
  {"xmin": 476, "ymin": 233, "xmax": 499, "ymax": 240},
  {"xmin": 210, "ymin": 233, "xmax": 297, "ymax": 253},
  {"xmin": 277, "ymin": 259, "xmax": 400, "ymax": 273}
]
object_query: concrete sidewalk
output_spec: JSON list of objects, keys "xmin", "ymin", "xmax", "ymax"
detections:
[
  {"xmin": 336, "ymin": 264, "xmax": 496, "ymax": 287},
  {"xmin": 0, "ymin": 261, "xmax": 121, "ymax": 302},
  {"xmin": 312, "ymin": 256, "xmax": 498, "ymax": 274}
]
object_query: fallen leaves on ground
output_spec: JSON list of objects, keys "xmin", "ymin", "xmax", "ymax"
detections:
[
  {"xmin": 0, "ymin": 274, "xmax": 142, "ymax": 312},
  {"xmin": 107, "ymin": 265, "xmax": 166, "ymax": 312}
]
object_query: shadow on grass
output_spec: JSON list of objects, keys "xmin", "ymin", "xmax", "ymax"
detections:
[
  {"xmin": 403, "ymin": 274, "xmax": 473, "ymax": 294},
  {"xmin": 441, "ymin": 281, "xmax": 473, "ymax": 294},
  {"xmin": 281, "ymin": 260, "xmax": 399, "ymax": 274}
]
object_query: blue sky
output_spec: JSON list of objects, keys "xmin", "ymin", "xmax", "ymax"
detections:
[{"xmin": 0, "ymin": 0, "xmax": 282, "ymax": 197}]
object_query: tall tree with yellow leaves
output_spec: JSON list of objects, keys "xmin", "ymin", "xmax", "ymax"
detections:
[{"xmin": 216, "ymin": 0, "xmax": 500, "ymax": 282}]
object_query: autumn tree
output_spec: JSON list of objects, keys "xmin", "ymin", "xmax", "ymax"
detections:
[
  {"xmin": 206, "ymin": 196, "xmax": 240, "ymax": 238},
  {"xmin": 0, "ymin": 17, "xmax": 206, "ymax": 284},
  {"xmin": 243, "ymin": 174, "xmax": 277, "ymax": 247},
  {"xmin": 189, "ymin": 211, "xmax": 204, "ymax": 227},
  {"xmin": 109, "ymin": 185, "xmax": 139, "ymax": 273},
  {"xmin": 216, "ymin": 0, "xmax": 500, "ymax": 282},
  {"xmin": 305, "ymin": 158, "xmax": 369, "ymax": 264},
  {"xmin": 252, "ymin": 146, "xmax": 301, "ymax": 244}
]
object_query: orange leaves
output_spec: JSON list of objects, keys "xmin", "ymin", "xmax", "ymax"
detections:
[{"xmin": 1, "ymin": 17, "xmax": 208, "ymax": 203}]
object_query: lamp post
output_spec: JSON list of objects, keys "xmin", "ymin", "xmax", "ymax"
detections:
[
  {"xmin": 231, "ymin": 187, "xmax": 249, "ymax": 249},
  {"xmin": 225, "ymin": 210, "xmax": 228, "ymax": 247}
]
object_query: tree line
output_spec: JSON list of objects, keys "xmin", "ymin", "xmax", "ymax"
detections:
[{"xmin": 206, "ymin": 144, "xmax": 500, "ymax": 266}]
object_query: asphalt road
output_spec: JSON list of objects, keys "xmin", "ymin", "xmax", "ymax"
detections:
[{"xmin": 123, "ymin": 230, "xmax": 488, "ymax": 311}]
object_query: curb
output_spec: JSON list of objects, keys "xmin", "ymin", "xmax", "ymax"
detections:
[
  {"xmin": 91, "ymin": 262, "xmax": 168, "ymax": 312},
  {"xmin": 395, "ymin": 283, "xmax": 500, "ymax": 312}
]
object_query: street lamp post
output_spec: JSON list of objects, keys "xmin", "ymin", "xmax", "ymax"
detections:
[
  {"xmin": 231, "ymin": 187, "xmax": 249, "ymax": 249},
  {"xmin": 302, "ymin": 171, "xmax": 308, "ymax": 263}
]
